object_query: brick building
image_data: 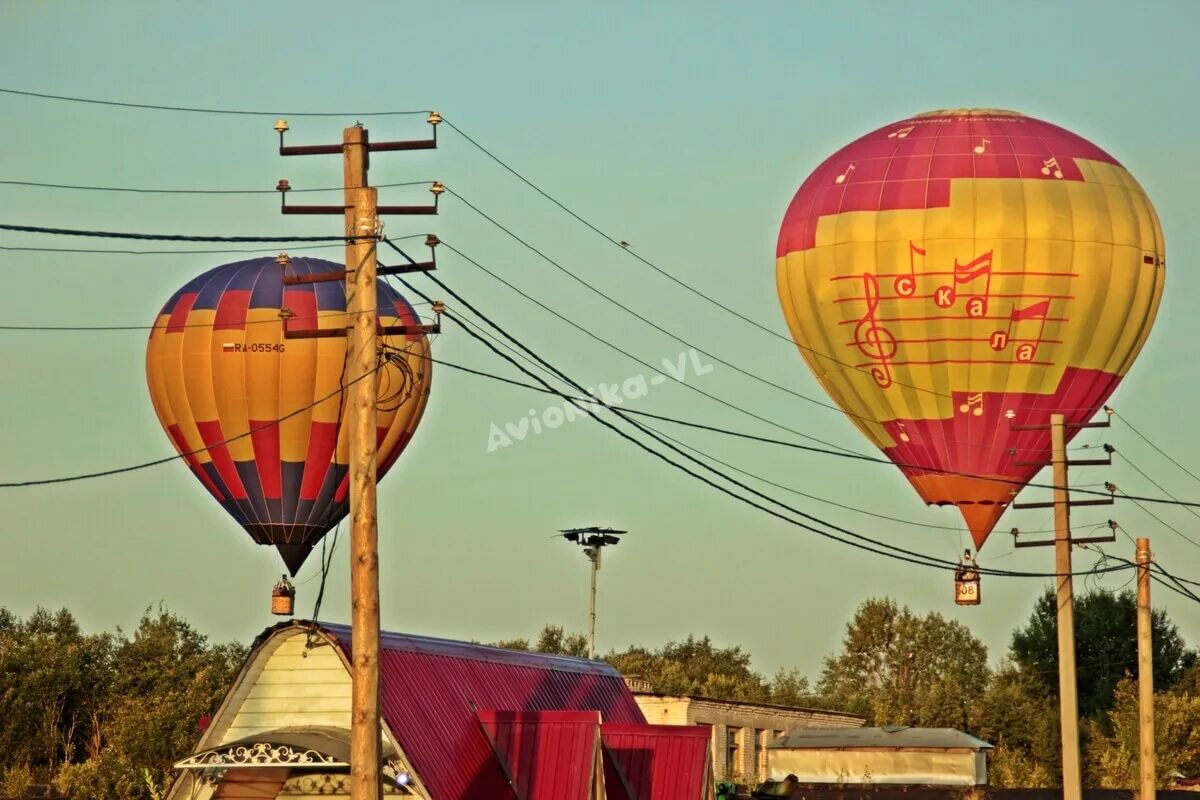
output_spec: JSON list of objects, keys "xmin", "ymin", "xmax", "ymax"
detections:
[{"xmin": 631, "ymin": 693, "xmax": 865, "ymax": 783}]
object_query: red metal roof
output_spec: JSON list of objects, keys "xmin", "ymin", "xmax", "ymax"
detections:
[
  {"xmin": 601, "ymin": 724, "xmax": 712, "ymax": 800},
  {"xmin": 477, "ymin": 710, "xmax": 602, "ymax": 800},
  {"xmin": 323, "ymin": 624, "xmax": 645, "ymax": 800}
]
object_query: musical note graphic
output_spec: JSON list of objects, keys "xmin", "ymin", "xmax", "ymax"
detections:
[
  {"xmin": 1041, "ymin": 157, "xmax": 1063, "ymax": 179},
  {"xmin": 934, "ymin": 250, "xmax": 994, "ymax": 317},
  {"xmin": 896, "ymin": 422, "xmax": 910, "ymax": 443},
  {"xmin": 958, "ymin": 393, "xmax": 984, "ymax": 417},
  {"xmin": 835, "ymin": 164, "xmax": 856, "ymax": 185},
  {"xmin": 989, "ymin": 300, "xmax": 1052, "ymax": 362},
  {"xmin": 888, "ymin": 125, "xmax": 915, "ymax": 140},
  {"xmin": 893, "ymin": 241, "xmax": 926, "ymax": 297},
  {"xmin": 852, "ymin": 273, "xmax": 898, "ymax": 389},
  {"xmin": 973, "ymin": 138, "xmax": 990, "ymax": 154}
]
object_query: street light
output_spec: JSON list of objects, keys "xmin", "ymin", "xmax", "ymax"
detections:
[{"xmin": 556, "ymin": 526, "xmax": 627, "ymax": 659}]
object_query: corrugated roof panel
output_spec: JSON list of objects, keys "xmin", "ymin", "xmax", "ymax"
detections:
[
  {"xmin": 324, "ymin": 624, "xmax": 645, "ymax": 800},
  {"xmin": 478, "ymin": 710, "xmax": 601, "ymax": 800},
  {"xmin": 601, "ymin": 723, "xmax": 711, "ymax": 800}
]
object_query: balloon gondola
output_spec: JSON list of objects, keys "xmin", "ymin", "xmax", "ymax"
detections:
[
  {"xmin": 776, "ymin": 109, "xmax": 1165, "ymax": 549},
  {"xmin": 145, "ymin": 255, "xmax": 432, "ymax": 587}
]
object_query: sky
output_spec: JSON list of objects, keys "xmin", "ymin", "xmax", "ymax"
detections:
[{"xmin": 0, "ymin": 1, "xmax": 1198, "ymax": 679}]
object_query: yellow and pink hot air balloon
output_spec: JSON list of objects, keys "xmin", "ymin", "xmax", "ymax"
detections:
[{"xmin": 776, "ymin": 109, "xmax": 1165, "ymax": 548}]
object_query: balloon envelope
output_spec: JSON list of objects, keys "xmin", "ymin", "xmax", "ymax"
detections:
[
  {"xmin": 145, "ymin": 256, "xmax": 432, "ymax": 573},
  {"xmin": 776, "ymin": 109, "xmax": 1165, "ymax": 548}
]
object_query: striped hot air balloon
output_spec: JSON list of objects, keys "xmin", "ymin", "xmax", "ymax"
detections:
[
  {"xmin": 776, "ymin": 109, "xmax": 1165, "ymax": 548},
  {"xmin": 145, "ymin": 256, "xmax": 432, "ymax": 574}
]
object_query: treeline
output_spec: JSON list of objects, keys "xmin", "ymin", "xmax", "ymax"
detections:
[
  {"xmin": 0, "ymin": 608, "xmax": 243, "ymax": 800},
  {"xmin": 1, "ymin": 587, "xmax": 1197, "ymax": 799},
  {"xmin": 500, "ymin": 588, "xmax": 1200, "ymax": 788}
]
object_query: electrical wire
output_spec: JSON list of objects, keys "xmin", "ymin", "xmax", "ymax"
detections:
[
  {"xmin": 441, "ymin": 115, "xmax": 806, "ymax": 347},
  {"xmin": 387, "ymin": 266, "xmax": 1134, "ymax": 580},
  {"xmin": 445, "ymin": 186, "xmax": 932, "ymax": 417},
  {"xmin": 0, "ymin": 179, "xmax": 432, "ymax": 195},
  {"xmin": 0, "ymin": 233, "xmax": 427, "ymax": 257},
  {"xmin": 416, "ymin": 239, "xmax": 865, "ymax": 455},
  {"xmin": 391, "ymin": 239, "xmax": 1200, "ymax": 511},
  {"xmin": 0, "ymin": 87, "xmax": 428, "ymax": 116},
  {"xmin": 1113, "ymin": 410, "xmax": 1200, "ymax": 486},
  {"xmin": 0, "ymin": 360, "xmax": 385, "ymax": 488},
  {"xmin": 0, "ymin": 222, "xmax": 373, "ymax": 242},
  {"xmin": 437, "ymin": 311, "xmax": 1083, "ymax": 537}
]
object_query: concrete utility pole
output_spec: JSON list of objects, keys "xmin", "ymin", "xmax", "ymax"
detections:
[
  {"xmin": 557, "ymin": 526, "xmax": 627, "ymax": 659},
  {"xmin": 276, "ymin": 118, "xmax": 440, "ymax": 800},
  {"xmin": 1010, "ymin": 411, "xmax": 1118, "ymax": 800},
  {"xmin": 1050, "ymin": 415, "xmax": 1083, "ymax": 800},
  {"xmin": 1137, "ymin": 537, "xmax": 1156, "ymax": 800}
]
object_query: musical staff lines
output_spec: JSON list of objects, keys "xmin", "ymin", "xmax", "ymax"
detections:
[{"xmin": 834, "ymin": 240, "xmax": 1073, "ymax": 387}]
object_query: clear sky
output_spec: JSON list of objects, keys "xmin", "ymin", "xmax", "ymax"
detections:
[{"xmin": 1, "ymin": 1, "xmax": 1197, "ymax": 678}]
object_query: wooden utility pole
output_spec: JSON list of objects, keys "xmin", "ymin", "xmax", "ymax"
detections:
[
  {"xmin": 344, "ymin": 126, "xmax": 382, "ymax": 800},
  {"xmin": 276, "ymin": 118, "xmax": 441, "ymax": 800},
  {"xmin": 1137, "ymin": 537, "xmax": 1156, "ymax": 800},
  {"xmin": 1011, "ymin": 412, "xmax": 1118, "ymax": 800}
]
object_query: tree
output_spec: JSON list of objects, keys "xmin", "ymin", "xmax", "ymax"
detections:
[
  {"xmin": 1011, "ymin": 587, "xmax": 1196, "ymax": 719},
  {"xmin": 817, "ymin": 598, "xmax": 990, "ymax": 728},
  {"xmin": 0, "ymin": 607, "xmax": 113, "ymax": 772},
  {"xmin": 606, "ymin": 636, "xmax": 770, "ymax": 702},
  {"xmin": 975, "ymin": 664, "xmax": 1061, "ymax": 787},
  {"xmin": 0, "ymin": 606, "xmax": 243, "ymax": 800},
  {"xmin": 1084, "ymin": 675, "xmax": 1200, "ymax": 787}
]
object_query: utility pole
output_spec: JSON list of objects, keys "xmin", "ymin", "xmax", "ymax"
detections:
[
  {"xmin": 556, "ymin": 527, "xmax": 627, "ymax": 658},
  {"xmin": 275, "ymin": 117, "xmax": 441, "ymax": 800},
  {"xmin": 1010, "ymin": 412, "xmax": 1117, "ymax": 800},
  {"xmin": 1137, "ymin": 537, "xmax": 1156, "ymax": 800}
]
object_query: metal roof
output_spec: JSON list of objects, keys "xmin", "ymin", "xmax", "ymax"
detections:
[
  {"xmin": 477, "ymin": 710, "xmax": 601, "ymax": 800},
  {"xmin": 602, "ymin": 724, "xmax": 712, "ymax": 800},
  {"xmin": 768, "ymin": 726, "xmax": 993, "ymax": 752},
  {"xmin": 321, "ymin": 623, "xmax": 646, "ymax": 800}
]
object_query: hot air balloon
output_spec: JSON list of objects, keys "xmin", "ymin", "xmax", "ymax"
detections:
[
  {"xmin": 776, "ymin": 109, "xmax": 1165, "ymax": 549},
  {"xmin": 146, "ymin": 255, "xmax": 432, "ymax": 574}
]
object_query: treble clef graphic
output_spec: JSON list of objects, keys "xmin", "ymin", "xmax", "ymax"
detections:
[{"xmin": 852, "ymin": 272, "xmax": 898, "ymax": 389}]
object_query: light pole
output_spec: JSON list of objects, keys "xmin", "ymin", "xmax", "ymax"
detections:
[{"xmin": 557, "ymin": 526, "xmax": 626, "ymax": 659}]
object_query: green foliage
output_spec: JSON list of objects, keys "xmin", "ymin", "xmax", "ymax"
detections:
[
  {"xmin": 0, "ymin": 606, "xmax": 243, "ymax": 800},
  {"xmin": 817, "ymin": 598, "xmax": 990, "ymax": 728},
  {"xmin": 1011, "ymin": 587, "xmax": 1196, "ymax": 719},
  {"xmin": 975, "ymin": 664, "xmax": 1061, "ymax": 786},
  {"xmin": 1084, "ymin": 675, "xmax": 1200, "ymax": 788},
  {"xmin": 606, "ymin": 636, "xmax": 770, "ymax": 702}
]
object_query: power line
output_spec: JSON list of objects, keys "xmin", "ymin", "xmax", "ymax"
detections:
[
  {"xmin": 0, "ymin": 87, "xmax": 428, "ymax": 117},
  {"xmin": 0, "ymin": 234, "xmax": 426, "ymax": 257},
  {"xmin": 1114, "ymin": 409, "xmax": 1200, "ymax": 486},
  {"xmin": 434, "ymin": 312, "xmax": 1081, "ymax": 538},
  {"xmin": 415, "ymin": 239, "xmax": 866, "ymax": 456},
  {"xmin": 445, "ymin": 186, "xmax": 929, "ymax": 417},
  {"xmin": 0, "ymin": 243, "xmax": 347, "ymax": 256},
  {"xmin": 440, "ymin": 117, "xmax": 864, "ymax": 362},
  {"xmin": 0, "ymin": 178, "xmax": 433, "ymax": 195},
  {"xmin": 0, "ymin": 361, "xmax": 383, "ymax": 488},
  {"xmin": 389, "ymin": 266, "xmax": 1134, "ymax": 580},
  {"xmin": 394, "ymin": 241, "xmax": 1200, "ymax": 511},
  {"xmin": 0, "ymin": 222, "xmax": 372, "ymax": 243}
]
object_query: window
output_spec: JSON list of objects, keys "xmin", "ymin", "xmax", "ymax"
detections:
[
  {"xmin": 726, "ymin": 726, "xmax": 741, "ymax": 778},
  {"xmin": 756, "ymin": 728, "xmax": 768, "ymax": 781}
]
